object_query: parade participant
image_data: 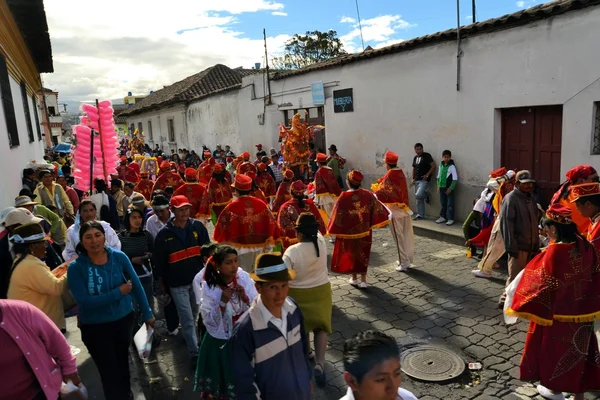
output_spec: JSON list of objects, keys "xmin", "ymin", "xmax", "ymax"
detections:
[
  {"xmin": 237, "ymin": 157, "xmax": 257, "ymax": 176},
  {"xmin": 173, "ymin": 168, "xmax": 207, "ymax": 219},
  {"xmin": 153, "ymin": 195, "xmax": 210, "ymax": 368},
  {"xmin": 411, "ymin": 143, "xmax": 436, "ymax": 220},
  {"xmin": 373, "ymin": 151, "xmax": 414, "ymax": 272},
  {"xmin": 198, "ymin": 163, "xmax": 213, "ymax": 186},
  {"xmin": 225, "ymin": 156, "xmax": 235, "ymax": 177},
  {"xmin": 69, "ymin": 221, "xmax": 155, "ymax": 400},
  {"xmin": 15, "ymin": 195, "xmax": 67, "ymax": 250},
  {"xmin": 110, "ymin": 179, "xmax": 126, "ymax": 224},
  {"xmin": 283, "ymin": 213, "xmax": 331, "ymax": 385},
  {"xmin": 329, "ymin": 171, "xmax": 390, "ymax": 289},
  {"xmin": 315, "ymin": 153, "xmax": 342, "ymax": 242},
  {"xmin": 34, "ymin": 169, "xmax": 74, "ymax": 219},
  {"xmin": 63, "ymin": 200, "xmax": 121, "ymax": 261},
  {"xmin": 135, "ymin": 171, "xmax": 154, "ymax": 201},
  {"xmin": 278, "ymin": 181, "xmax": 326, "ymax": 250},
  {"xmin": 571, "ymin": 182, "xmax": 600, "ymax": 246},
  {"xmin": 194, "ymin": 245, "xmax": 258, "ymax": 399},
  {"xmin": 153, "ymin": 160, "xmax": 184, "ymax": 193},
  {"xmin": 214, "ymin": 174, "xmax": 282, "ymax": 272},
  {"xmin": 551, "ymin": 164, "xmax": 598, "ymax": 234},
  {"xmin": 245, "ymin": 170, "xmax": 269, "ymax": 205},
  {"xmin": 117, "ymin": 156, "xmax": 128, "ymax": 181},
  {"xmin": 199, "ymin": 164, "xmax": 233, "ymax": 225},
  {"xmin": 231, "ymin": 253, "xmax": 312, "ymax": 399},
  {"xmin": 256, "ymin": 162, "xmax": 277, "ymax": 201},
  {"xmin": 0, "ymin": 299, "xmax": 80, "ymax": 400},
  {"xmin": 126, "ymin": 162, "xmax": 141, "ymax": 184},
  {"xmin": 505, "ymin": 205, "xmax": 600, "ymax": 400},
  {"xmin": 272, "ymin": 169, "xmax": 295, "ymax": 214},
  {"xmin": 7, "ymin": 223, "xmax": 68, "ymax": 329},
  {"xmin": 327, "ymin": 144, "xmax": 346, "ymax": 190},
  {"xmin": 341, "ymin": 331, "xmax": 418, "ymax": 400}
]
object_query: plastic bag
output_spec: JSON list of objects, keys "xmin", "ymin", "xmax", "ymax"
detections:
[
  {"xmin": 60, "ymin": 380, "xmax": 88, "ymax": 399},
  {"xmin": 134, "ymin": 323, "xmax": 154, "ymax": 359}
]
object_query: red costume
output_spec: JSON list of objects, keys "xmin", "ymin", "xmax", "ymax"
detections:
[
  {"xmin": 237, "ymin": 161, "xmax": 257, "ymax": 176},
  {"xmin": 551, "ymin": 165, "xmax": 597, "ymax": 234},
  {"xmin": 373, "ymin": 168, "xmax": 409, "ymax": 207},
  {"xmin": 152, "ymin": 170, "xmax": 184, "ymax": 193},
  {"xmin": 198, "ymin": 165, "xmax": 233, "ymax": 224},
  {"xmin": 328, "ymin": 171, "xmax": 390, "ymax": 274},
  {"xmin": 314, "ymin": 165, "xmax": 342, "ymax": 198},
  {"xmin": 135, "ymin": 176, "xmax": 154, "ymax": 201},
  {"xmin": 570, "ymin": 183, "xmax": 600, "ymax": 248},
  {"xmin": 277, "ymin": 181, "xmax": 326, "ymax": 249},
  {"xmin": 198, "ymin": 164, "xmax": 213, "ymax": 186},
  {"xmin": 117, "ymin": 157, "xmax": 128, "ymax": 181},
  {"xmin": 255, "ymin": 164, "xmax": 276, "ymax": 199},
  {"xmin": 124, "ymin": 168, "xmax": 139, "ymax": 184},
  {"xmin": 506, "ymin": 206, "xmax": 600, "ymax": 393},
  {"xmin": 172, "ymin": 169, "xmax": 206, "ymax": 218},
  {"xmin": 272, "ymin": 171, "xmax": 295, "ymax": 214}
]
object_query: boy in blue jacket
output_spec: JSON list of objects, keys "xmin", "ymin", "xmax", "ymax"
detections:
[
  {"xmin": 436, "ymin": 150, "xmax": 458, "ymax": 226},
  {"xmin": 230, "ymin": 253, "xmax": 312, "ymax": 400}
]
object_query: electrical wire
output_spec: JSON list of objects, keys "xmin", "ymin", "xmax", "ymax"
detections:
[{"xmin": 355, "ymin": 0, "xmax": 365, "ymax": 51}]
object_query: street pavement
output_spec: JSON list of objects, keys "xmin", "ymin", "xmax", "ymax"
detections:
[{"xmin": 70, "ymin": 226, "xmax": 600, "ymax": 400}]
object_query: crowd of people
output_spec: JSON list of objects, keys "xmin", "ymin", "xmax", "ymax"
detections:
[{"xmin": 2, "ymin": 137, "xmax": 600, "ymax": 400}]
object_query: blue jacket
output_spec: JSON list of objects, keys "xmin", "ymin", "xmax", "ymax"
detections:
[
  {"xmin": 230, "ymin": 297, "xmax": 312, "ymax": 400},
  {"xmin": 68, "ymin": 247, "xmax": 153, "ymax": 325}
]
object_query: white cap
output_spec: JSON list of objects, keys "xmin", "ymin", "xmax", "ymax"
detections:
[
  {"xmin": 0, "ymin": 207, "xmax": 16, "ymax": 225},
  {"xmin": 4, "ymin": 208, "xmax": 42, "ymax": 227}
]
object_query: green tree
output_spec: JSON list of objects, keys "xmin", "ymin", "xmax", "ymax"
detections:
[{"xmin": 272, "ymin": 30, "xmax": 346, "ymax": 70}]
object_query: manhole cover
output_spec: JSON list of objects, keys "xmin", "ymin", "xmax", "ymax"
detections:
[{"xmin": 400, "ymin": 346, "xmax": 465, "ymax": 382}]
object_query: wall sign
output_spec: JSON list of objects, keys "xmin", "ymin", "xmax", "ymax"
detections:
[
  {"xmin": 311, "ymin": 82, "xmax": 325, "ymax": 105},
  {"xmin": 333, "ymin": 89, "xmax": 353, "ymax": 113}
]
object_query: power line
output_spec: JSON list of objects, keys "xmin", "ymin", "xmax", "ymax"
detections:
[{"xmin": 355, "ymin": 0, "xmax": 365, "ymax": 51}]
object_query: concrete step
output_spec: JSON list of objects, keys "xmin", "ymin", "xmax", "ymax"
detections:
[{"xmin": 412, "ymin": 218, "xmax": 465, "ymax": 246}]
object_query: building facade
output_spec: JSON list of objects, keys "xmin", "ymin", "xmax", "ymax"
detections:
[
  {"xmin": 38, "ymin": 88, "xmax": 63, "ymax": 145},
  {"xmin": 0, "ymin": 0, "xmax": 53, "ymax": 208}
]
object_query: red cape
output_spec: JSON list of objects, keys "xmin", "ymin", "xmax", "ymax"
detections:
[
  {"xmin": 173, "ymin": 183, "xmax": 206, "ymax": 218},
  {"xmin": 255, "ymin": 172, "xmax": 276, "ymax": 198},
  {"xmin": 135, "ymin": 179, "xmax": 154, "ymax": 201},
  {"xmin": 198, "ymin": 178, "xmax": 233, "ymax": 218},
  {"xmin": 214, "ymin": 196, "xmax": 281, "ymax": 248},
  {"xmin": 551, "ymin": 190, "xmax": 591, "ymax": 234},
  {"xmin": 237, "ymin": 162, "xmax": 257, "ymax": 176},
  {"xmin": 152, "ymin": 171, "xmax": 184, "ymax": 193},
  {"xmin": 251, "ymin": 187, "xmax": 268, "ymax": 205},
  {"xmin": 272, "ymin": 180, "xmax": 293, "ymax": 214},
  {"xmin": 314, "ymin": 166, "xmax": 342, "ymax": 197},
  {"xmin": 327, "ymin": 189, "xmax": 390, "ymax": 238},
  {"xmin": 374, "ymin": 169, "xmax": 409, "ymax": 206},
  {"xmin": 277, "ymin": 198, "xmax": 326, "ymax": 248}
]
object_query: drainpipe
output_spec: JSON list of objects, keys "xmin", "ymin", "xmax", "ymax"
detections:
[{"xmin": 456, "ymin": 0, "xmax": 462, "ymax": 92}]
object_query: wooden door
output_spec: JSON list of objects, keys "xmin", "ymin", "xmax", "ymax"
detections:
[{"xmin": 501, "ymin": 106, "xmax": 563, "ymax": 207}]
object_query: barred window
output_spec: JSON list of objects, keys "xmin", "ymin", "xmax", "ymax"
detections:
[{"xmin": 593, "ymin": 102, "xmax": 600, "ymax": 155}]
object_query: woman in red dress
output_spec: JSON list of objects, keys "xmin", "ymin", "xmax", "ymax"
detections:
[{"xmin": 505, "ymin": 204, "xmax": 600, "ymax": 400}]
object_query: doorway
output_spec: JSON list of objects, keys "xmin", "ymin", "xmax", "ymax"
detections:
[{"xmin": 501, "ymin": 105, "xmax": 563, "ymax": 207}]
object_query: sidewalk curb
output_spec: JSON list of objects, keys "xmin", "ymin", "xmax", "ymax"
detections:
[{"xmin": 413, "ymin": 224, "xmax": 465, "ymax": 246}]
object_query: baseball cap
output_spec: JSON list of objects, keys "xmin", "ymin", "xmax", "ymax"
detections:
[
  {"xmin": 4, "ymin": 208, "xmax": 43, "ymax": 227},
  {"xmin": 0, "ymin": 207, "xmax": 16, "ymax": 225},
  {"xmin": 516, "ymin": 170, "xmax": 535, "ymax": 183},
  {"xmin": 170, "ymin": 195, "xmax": 192, "ymax": 208}
]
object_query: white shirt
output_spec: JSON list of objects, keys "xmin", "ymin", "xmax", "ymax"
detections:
[
  {"xmin": 257, "ymin": 295, "xmax": 289, "ymax": 337},
  {"xmin": 146, "ymin": 212, "xmax": 173, "ymax": 239},
  {"xmin": 340, "ymin": 387, "xmax": 418, "ymax": 400},
  {"xmin": 283, "ymin": 233, "xmax": 330, "ymax": 289},
  {"xmin": 62, "ymin": 220, "xmax": 122, "ymax": 261},
  {"xmin": 193, "ymin": 265, "xmax": 207, "ymax": 306},
  {"xmin": 199, "ymin": 269, "xmax": 258, "ymax": 340},
  {"xmin": 90, "ymin": 192, "xmax": 110, "ymax": 219}
]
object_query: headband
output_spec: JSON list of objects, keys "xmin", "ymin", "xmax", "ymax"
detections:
[
  {"xmin": 255, "ymin": 263, "xmax": 288, "ymax": 276},
  {"xmin": 10, "ymin": 232, "xmax": 46, "ymax": 244},
  {"xmin": 152, "ymin": 204, "xmax": 169, "ymax": 210}
]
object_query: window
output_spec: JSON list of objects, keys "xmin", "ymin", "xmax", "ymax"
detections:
[
  {"xmin": 147, "ymin": 120, "xmax": 153, "ymax": 141},
  {"xmin": 129, "ymin": 123, "xmax": 134, "ymax": 135},
  {"xmin": 48, "ymin": 106, "xmax": 56, "ymax": 116},
  {"xmin": 20, "ymin": 81, "xmax": 34, "ymax": 143},
  {"xmin": 137, "ymin": 122, "xmax": 143, "ymax": 134},
  {"xmin": 0, "ymin": 54, "xmax": 19, "ymax": 147},
  {"xmin": 594, "ymin": 102, "xmax": 600, "ymax": 154},
  {"xmin": 32, "ymin": 97, "xmax": 42, "ymax": 140},
  {"xmin": 167, "ymin": 118, "xmax": 175, "ymax": 142}
]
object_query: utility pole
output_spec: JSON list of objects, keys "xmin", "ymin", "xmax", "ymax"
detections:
[
  {"xmin": 472, "ymin": 0, "xmax": 477, "ymax": 22},
  {"xmin": 456, "ymin": 0, "xmax": 462, "ymax": 91},
  {"xmin": 263, "ymin": 29, "xmax": 272, "ymax": 105}
]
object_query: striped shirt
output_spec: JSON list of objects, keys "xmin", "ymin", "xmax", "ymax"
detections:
[
  {"xmin": 270, "ymin": 162, "xmax": 284, "ymax": 183},
  {"xmin": 118, "ymin": 230, "xmax": 154, "ymax": 277}
]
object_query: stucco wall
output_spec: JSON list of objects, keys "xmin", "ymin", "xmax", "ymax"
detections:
[
  {"xmin": 0, "ymin": 76, "xmax": 45, "ymax": 208},
  {"xmin": 187, "ymin": 91, "xmax": 242, "ymax": 154},
  {"xmin": 239, "ymin": 6, "xmax": 600, "ymax": 221},
  {"xmin": 126, "ymin": 104, "xmax": 186, "ymax": 153}
]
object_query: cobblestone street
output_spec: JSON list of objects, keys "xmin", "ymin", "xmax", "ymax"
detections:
[{"xmin": 72, "ymin": 227, "xmax": 600, "ymax": 399}]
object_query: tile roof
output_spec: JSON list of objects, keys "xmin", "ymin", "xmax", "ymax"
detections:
[
  {"xmin": 272, "ymin": 0, "xmax": 599, "ymax": 81},
  {"xmin": 122, "ymin": 64, "xmax": 260, "ymax": 116}
]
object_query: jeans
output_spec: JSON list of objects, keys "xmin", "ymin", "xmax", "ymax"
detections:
[
  {"xmin": 81, "ymin": 313, "xmax": 134, "ymax": 400},
  {"xmin": 170, "ymin": 284, "xmax": 199, "ymax": 357},
  {"xmin": 439, "ymin": 189, "xmax": 455, "ymax": 221},
  {"xmin": 414, "ymin": 180, "xmax": 429, "ymax": 217}
]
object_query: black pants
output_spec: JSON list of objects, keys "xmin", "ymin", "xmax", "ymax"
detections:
[{"xmin": 81, "ymin": 313, "xmax": 134, "ymax": 400}]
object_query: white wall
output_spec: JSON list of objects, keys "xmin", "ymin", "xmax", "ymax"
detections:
[
  {"xmin": 187, "ymin": 91, "xmax": 242, "ymax": 154},
  {"xmin": 0, "ymin": 75, "xmax": 45, "ymax": 209},
  {"xmin": 126, "ymin": 104, "xmax": 186, "ymax": 153},
  {"xmin": 239, "ymin": 6, "xmax": 600, "ymax": 220}
]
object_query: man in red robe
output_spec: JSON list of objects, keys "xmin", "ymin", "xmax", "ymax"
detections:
[
  {"xmin": 314, "ymin": 152, "xmax": 342, "ymax": 242},
  {"xmin": 552, "ymin": 165, "xmax": 598, "ymax": 234},
  {"xmin": 245, "ymin": 171, "xmax": 268, "ymax": 205},
  {"xmin": 124, "ymin": 168, "xmax": 139, "ymax": 185},
  {"xmin": 117, "ymin": 156, "xmax": 128, "ymax": 181},
  {"xmin": 277, "ymin": 180, "xmax": 326, "ymax": 250},
  {"xmin": 172, "ymin": 168, "xmax": 206, "ymax": 219},
  {"xmin": 237, "ymin": 160, "xmax": 257, "ymax": 176},
  {"xmin": 373, "ymin": 151, "xmax": 414, "ymax": 271},
  {"xmin": 271, "ymin": 169, "xmax": 295, "ymax": 215},
  {"xmin": 328, "ymin": 170, "xmax": 390, "ymax": 289},
  {"xmin": 255, "ymin": 163, "xmax": 276, "ymax": 201},
  {"xmin": 571, "ymin": 182, "xmax": 600, "ymax": 248},
  {"xmin": 198, "ymin": 164, "xmax": 233, "ymax": 225},
  {"xmin": 505, "ymin": 204, "xmax": 600, "ymax": 399},
  {"xmin": 135, "ymin": 172, "xmax": 154, "ymax": 201},
  {"xmin": 153, "ymin": 160, "xmax": 184, "ymax": 193},
  {"xmin": 213, "ymin": 174, "xmax": 281, "ymax": 272}
]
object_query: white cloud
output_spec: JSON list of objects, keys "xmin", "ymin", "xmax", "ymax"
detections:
[
  {"xmin": 340, "ymin": 15, "xmax": 416, "ymax": 53},
  {"xmin": 340, "ymin": 16, "xmax": 356, "ymax": 24},
  {"xmin": 465, "ymin": 15, "xmax": 473, "ymax": 21},
  {"xmin": 272, "ymin": 11, "xmax": 287, "ymax": 16},
  {"xmin": 42, "ymin": 0, "xmax": 289, "ymax": 101},
  {"xmin": 516, "ymin": 1, "xmax": 525, "ymax": 7}
]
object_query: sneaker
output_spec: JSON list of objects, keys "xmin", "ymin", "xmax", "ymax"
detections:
[
  {"xmin": 446, "ymin": 220, "xmax": 455, "ymax": 226},
  {"xmin": 348, "ymin": 278, "xmax": 359, "ymax": 286},
  {"xmin": 396, "ymin": 264, "xmax": 411, "ymax": 272},
  {"xmin": 329, "ymin": 238, "xmax": 336, "ymax": 243},
  {"xmin": 359, "ymin": 282, "xmax": 368, "ymax": 289},
  {"xmin": 168, "ymin": 328, "xmax": 179, "ymax": 336},
  {"xmin": 536, "ymin": 384, "xmax": 565, "ymax": 400},
  {"xmin": 435, "ymin": 217, "xmax": 447, "ymax": 224},
  {"xmin": 396, "ymin": 260, "xmax": 401, "ymax": 265},
  {"xmin": 472, "ymin": 269, "xmax": 492, "ymax": 279},
  {"xmin": 413, "ymin": 214, "xmax": 423, "ymax": 221}
]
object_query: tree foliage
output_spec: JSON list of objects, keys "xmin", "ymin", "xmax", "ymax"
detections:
[{"xmin": 271, "ymin": 30, "xmax": 346, "ymax": 70}]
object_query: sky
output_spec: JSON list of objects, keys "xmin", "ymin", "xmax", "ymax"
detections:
[{"xmin": 42, "ymin": 0, "xmax": 541, "ymax": 106}]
